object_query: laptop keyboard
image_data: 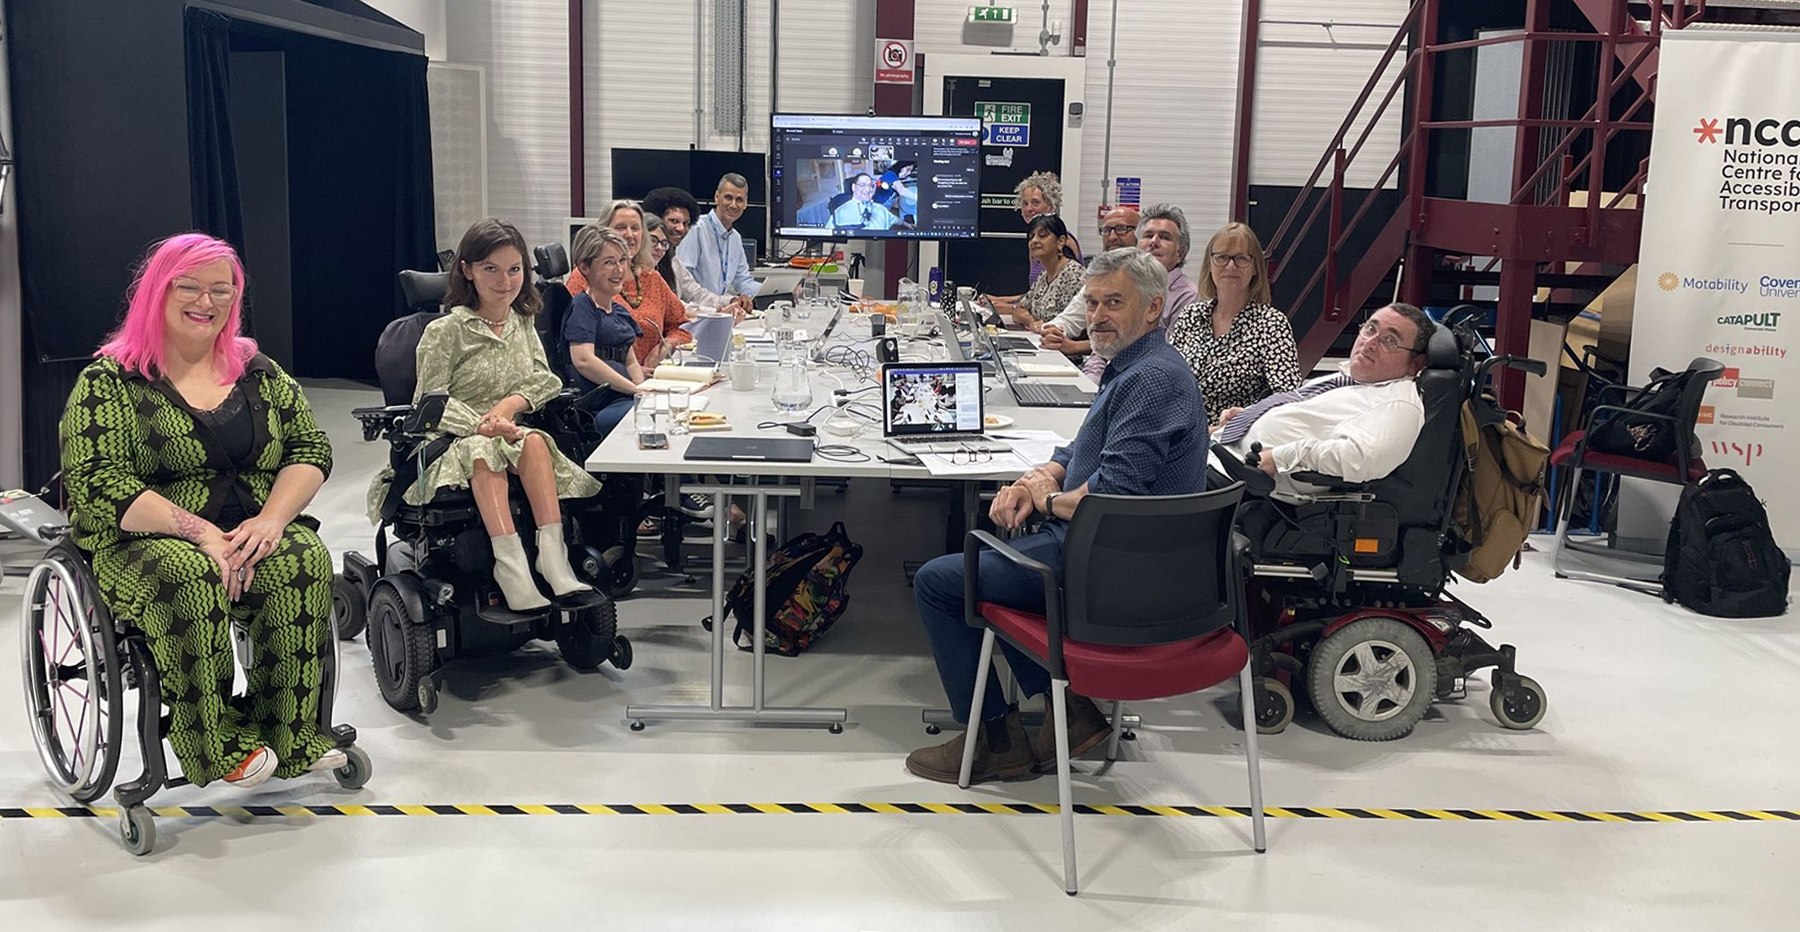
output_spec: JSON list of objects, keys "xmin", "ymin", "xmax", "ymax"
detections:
[{"xmin": 1011, "ymin": 381, "xmax": 1083, "ymax": 406}]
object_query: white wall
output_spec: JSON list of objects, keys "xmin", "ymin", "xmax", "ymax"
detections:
[
  {"xmin": 362, "ymin": 0, "xmax": 447, "ymax": 61},
  {"xmin": 915, "ymin": 0, "xmax": 1079, "ymax": 58},
  {"xmin": 1251, "ymin": 0, "xmax": 1409, "ymax": 189}
]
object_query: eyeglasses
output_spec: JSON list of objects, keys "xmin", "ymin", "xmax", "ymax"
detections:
[
  {"xmin": 1099, "ymin": 224, "xmax": 1136, "ymax": 236},
  {"xmin": 1358, "ymin": 319, "xmax": 1424, "ymax": 354},
  {"xmin": 650, "ymin": 238, "xmax": 671, "ymax": 253},
  {"xmin": 172, "ymin": 281, "xmax": 238, "ymax": 305},
  {"xmin": 1209, "ymin": 252, "xmax": 1255, "ymax": 269}
]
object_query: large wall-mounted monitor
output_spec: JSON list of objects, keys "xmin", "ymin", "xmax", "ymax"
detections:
[{"xmin": 770, "ymin": 113, "xmax": 983, "ymax": 241}]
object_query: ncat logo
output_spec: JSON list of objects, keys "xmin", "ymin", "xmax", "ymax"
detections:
[{"xmin": 1695, "ymin": 116, "xmax": 1800, "ymax": 147}]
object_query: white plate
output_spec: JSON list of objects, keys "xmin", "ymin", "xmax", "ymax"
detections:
[{"xmin": 984, "ymin": 414, "xmax": 1015, "ymax": 430}]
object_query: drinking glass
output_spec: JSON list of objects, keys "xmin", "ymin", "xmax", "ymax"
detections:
[{"xmin": 667, "ymin": 385, "xmax": 692, "ymax": 435}]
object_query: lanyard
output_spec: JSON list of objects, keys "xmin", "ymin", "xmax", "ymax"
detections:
[{"xmin": 710, "ymin": 215, "xmax": 732, "ymax": 293}]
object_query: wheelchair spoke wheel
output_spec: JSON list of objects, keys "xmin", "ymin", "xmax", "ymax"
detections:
[
  {"xmin": 20, "ymin": 551, "xmax": 123, "ymax": 802},
  {"xmin": 1307, "ymin": 618, "xmax": 1437, "ymax": 742}
]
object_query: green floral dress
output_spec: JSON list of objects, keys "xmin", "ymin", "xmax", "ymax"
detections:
[
  {"xmin": 367, "ymin": 305, "xmax": 600, "ymax": 521},
  {"xmin": 60, "ymin": 355, "xmax": 339, "ymax": 785}
]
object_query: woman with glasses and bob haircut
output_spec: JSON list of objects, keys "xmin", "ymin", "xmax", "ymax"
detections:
[
  {"xmin": 1165, "ymin": 221, "xmax": 1302, "ymax": 426},
  {"xmin": 59, "ymin": 232, "xmax": 351, "ymax": 789}
]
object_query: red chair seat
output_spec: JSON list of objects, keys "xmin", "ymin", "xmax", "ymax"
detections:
[
  {"xmin": 976, "ymin": 602, "xmax": 1248, "ymax": 702},
  {"xmin": 1550, "ymin": 429, "xmax": 1706, "ymax": 482}
]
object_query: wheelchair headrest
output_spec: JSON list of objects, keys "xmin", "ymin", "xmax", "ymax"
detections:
[
  {"xmin": 1424, "ymin": 323, "xmax": 1461, "ymax": 370},
  {"xmin": 399, "ymin": 270, "xmax": 449, "ymax": 311},
  {"xmin": 534, "ymin": 243, "xmax": 570, "ymax": 281}
]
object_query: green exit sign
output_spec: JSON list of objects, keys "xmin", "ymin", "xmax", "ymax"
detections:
[{"xmin": 969, "ymin": 6, "xmax": 1015, "ymax": 24}]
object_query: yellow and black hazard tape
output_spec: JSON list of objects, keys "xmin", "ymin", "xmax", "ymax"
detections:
[{"xmin": 3, "ymin": 803, "xmax": 1799, "ymax": 822}]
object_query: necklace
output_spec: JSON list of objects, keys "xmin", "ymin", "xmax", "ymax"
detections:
[
  {"xmin": 477, "ymin": 309, "xmax": 508, "ymax": 332},
  {"xmin": 621, "ymin": 272, "xmax": 645, "ymax": 309}
]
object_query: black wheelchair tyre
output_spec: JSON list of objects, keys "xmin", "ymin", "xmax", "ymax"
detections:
[
  {"xmin": 555, "ymin": 599, "xmax": 619, "ymax": 671},
  {"xmin": 333, "ymin": 746, "xmax": 374, "ymax": 789},
  {"xmin": 366, "ymin": 577, "xmax": 437, "ymax": 713},
  {"xmin": 331, "ymin": 573, "xmax": 368, "ymax": 641},
  {"xmin": 22, "ymin": 546, "xmax": 125, "ymax": 803},
  {"xmin": 1306, "ymin": 617, "xmax": 1438, "ymax": 741}
]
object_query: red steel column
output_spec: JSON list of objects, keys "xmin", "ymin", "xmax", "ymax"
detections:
[
  {"xmin": 1231, "ymin": 0, "xmax": 1261, "ymax": 221},
  {"xmin": 570, "ymin": 0, "xmax": 585, "ymax": 215},
  {"xmin": 1399, "ymin": 0, "xmax": 1439, "ymax": 308},
  {"xmin": 875, "ymin": 0, "xmax": 915, "ymax": 297}
]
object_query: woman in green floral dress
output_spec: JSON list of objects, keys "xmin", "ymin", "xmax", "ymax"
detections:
[
  {"xmin": 60, "ymin": 233, "xmax": 347, "ymax": 788},
  {"xmin": 373, "ymin": 218, "xmax": 600, "ymax": 611}
]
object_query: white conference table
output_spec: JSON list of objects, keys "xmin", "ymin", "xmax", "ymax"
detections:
[{"xmin": 583, "ymin": 311, "xmax": 1093, "ymax": 731}]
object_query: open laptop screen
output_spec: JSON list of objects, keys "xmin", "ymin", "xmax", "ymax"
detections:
[{"xmin": 882, "ymin": 362, "xmax": 985, "ymax": 437}]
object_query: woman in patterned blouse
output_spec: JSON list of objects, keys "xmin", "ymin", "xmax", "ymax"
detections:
[
  {"xmin": 1002, "ymin": 214, "xmax": 1088, "ymax": 331},
  {"xmin": 1165, "ymin": 222, "xmax": 1302, "ymax": 426},
  {"xmin": 60, "ymin": 233, "xmax": 348, "ymax": 788}
]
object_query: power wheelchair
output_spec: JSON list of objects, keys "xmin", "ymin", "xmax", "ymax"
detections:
[
  {"xmin": 331, "ymin": 246, "xmax": 638, "ymax": 717},
  {"xmin": 1213, "ymin": 322, "xmax": 1551, "ymax": 741},
  {"xmin": 10, "ymin": 487, "xmax": 370, "ymax": 856}
]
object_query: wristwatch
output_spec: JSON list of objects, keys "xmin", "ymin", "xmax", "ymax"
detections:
[{"xmin": 1042, "ymin": 491, "xmax": 1062, "ymax": 516}]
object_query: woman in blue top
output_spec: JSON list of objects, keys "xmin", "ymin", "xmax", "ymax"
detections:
[{"xmin": 563, "ymin": 225, "xmax": 646, "ymax": 437}]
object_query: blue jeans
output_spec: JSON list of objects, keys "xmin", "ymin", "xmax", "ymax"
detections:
[
  {"xmin": 583, "ymin": 390, "xmax": 636, "ymax": 439},
  {"xmin": 914, "ymin": 527, "xmax": 1063, "ymax": 724}
]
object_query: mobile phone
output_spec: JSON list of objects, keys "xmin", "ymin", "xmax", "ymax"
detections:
[{"xmin": 637, "ymin": 432, "xmax": 669, "ymax": 450}]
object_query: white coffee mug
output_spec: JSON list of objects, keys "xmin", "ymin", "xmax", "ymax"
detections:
[{"xmin": 729, "ymin": 358, "xmax": 758, "ymax": 391}]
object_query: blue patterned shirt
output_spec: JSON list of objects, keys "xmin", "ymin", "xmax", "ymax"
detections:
[{"xmin": 1050, "ymin": 329, "xmax": 1209, "ymax": 498}]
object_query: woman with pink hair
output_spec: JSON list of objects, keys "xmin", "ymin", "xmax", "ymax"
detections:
[{"xmin": 59, "ymin": 232, "xmax": 350, "ymax": 789}]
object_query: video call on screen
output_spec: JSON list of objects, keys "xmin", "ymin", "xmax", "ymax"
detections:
[{"xmin": 771, "ymin": 115, "xmax": 982, "ymax": 241}]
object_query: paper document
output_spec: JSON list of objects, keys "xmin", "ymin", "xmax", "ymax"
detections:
[
  {"xmin": 1017, "ymin": 362, "xmax": 1083, "ymax": 378},
  {"xmin": 985, "ymin": 429, "xmax": 1069, "ymax": 467}
]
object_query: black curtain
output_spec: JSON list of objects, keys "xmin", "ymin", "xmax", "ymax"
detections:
[
  {"xmin": 184, "ymin": 8, "xmax": 245, "ymax": 254},
  {"xmin": 284, "ymin": 34, "xmax": 436, "ymax": 381}
]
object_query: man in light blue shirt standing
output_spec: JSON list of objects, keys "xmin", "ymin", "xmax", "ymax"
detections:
[{"xmin": 677, "ymin": 173, "xmax": 760, "ymax": 299}]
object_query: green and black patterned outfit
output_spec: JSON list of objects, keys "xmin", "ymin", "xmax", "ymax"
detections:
[{"xmin": 60, "ymin": 355, "xmax": 338, "ymax": 786}]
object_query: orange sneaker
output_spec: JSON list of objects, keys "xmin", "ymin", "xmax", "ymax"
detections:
[{"xmin": 222, "ymin": 746, "xmax": 279, "ymax": 789}]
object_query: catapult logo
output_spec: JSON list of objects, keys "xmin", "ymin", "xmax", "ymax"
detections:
[{"xmin": 1717, "ymin": 310, "xmax": 1782, "ymax": 331}]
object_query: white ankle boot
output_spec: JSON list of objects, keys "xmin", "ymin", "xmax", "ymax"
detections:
[
  {"xmin": 491, "ymin": 532, "xmax": 551, "ymax": 611},
  {"xmin": 535, "ymin": 523, "xmax": 593, "ymax": 597}
]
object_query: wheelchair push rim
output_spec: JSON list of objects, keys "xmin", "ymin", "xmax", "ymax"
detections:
[{"xmin": 20, "ymin": 553, "xmax": 123, "ymax": 801}]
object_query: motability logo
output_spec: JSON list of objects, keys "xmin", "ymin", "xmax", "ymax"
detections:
[
  {"xmin": 1658, "ymin": 270, "xmax": 1799, "ymax": 303},
  {"xmin": 1658, "ymin": 270, "xmax": 1749, "ymax": 294}
]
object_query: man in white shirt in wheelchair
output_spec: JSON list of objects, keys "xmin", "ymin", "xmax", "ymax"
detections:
[{"xmin": 1216, "ymin": 302, "xmax": 1433, "ymax": 499}]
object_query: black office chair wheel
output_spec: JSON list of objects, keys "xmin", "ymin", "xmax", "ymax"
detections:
[
  {"xmin": 829, "ymin": 723, "xmax": 843, "ymax": 734},
  {"xmin": 367, "ymin": 577, "xmax": 437, "ymax": 714},
  {"xmin": 332, "ymin": 746, "xmax": 374, "ymax": 790},
  {"xmin": 1490, "ymin": 674, "xmax": 1547, "ymax": 730},
  {"xmin": 925, "ymin": 723, "xmax": 942, "ymax": 735},
  {"xmin": 610, "ymin": 636, "xmax": 633, "ymax": 671},
  {"xmin": 119, "ymin": 805, "xmax": 156, "ymax": 857},
  {"xmin": 331, "ymin": 573, "xmax": 368, "ymax": 641},
  {"xmin": 630, "ymin": 720, "xmax": 646, "ymax": 731},
  {"xmin": 1254, "ymin": 677, "xmax": 1295, "ymax": 735},
  {"xmin": 1307, "ymin": 617, "xmax": 1437, "ymax": 742},
  {"xmin": 556, "ymin": 600, "xmax": 619, "ymax": 671}
]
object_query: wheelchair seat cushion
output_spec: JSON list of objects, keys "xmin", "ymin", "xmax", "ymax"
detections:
[{"xmin": 977, "ymin": 602, "xmax": 1249, "ymax": 702}]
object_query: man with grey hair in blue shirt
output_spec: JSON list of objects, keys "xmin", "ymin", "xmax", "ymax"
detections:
[{"xmin": 906, "ymin": 247, "xmax": 1210, "ymax": 785}]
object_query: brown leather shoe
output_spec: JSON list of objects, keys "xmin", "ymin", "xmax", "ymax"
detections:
[
  {"xmin": 905, "ymin": 709, "xmax": 1038, "ymax": 784},
  {"xmin": 1030, "ymin": 689, "xmax": 1114, "ymax": 774}
]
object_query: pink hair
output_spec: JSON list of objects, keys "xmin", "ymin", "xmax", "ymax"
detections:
[{"xmin": 98, "ymin": 233, "xmax": 258, "ymax": 384}]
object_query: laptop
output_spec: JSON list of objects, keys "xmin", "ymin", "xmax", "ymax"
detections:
[
  {"xmin": 683, "ymin": 436, "xmax": 815, "ymax": 463},
  {"xmin": 683, "ymin": 314, "xmax": 736, "ymax": 368},
  {"xmin": 880, "ymin": 362, "xmax": 1011, "ymax": 455},
  {"xmin": 962, "ymin": 307, "xmax": 1094, "ymax": 408}
]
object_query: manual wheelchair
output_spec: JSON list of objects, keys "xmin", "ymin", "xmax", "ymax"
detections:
[
  {"xmin": 1215, "ymin": 322, "xmax": 1551, "ymax": 741},
  {"xmin": 331, "ymin": 251, "xmax": 637, "ymax": 717},
  {"xmin": 16, "ymin": 493, "xmax": 370, "ymax": 856}
]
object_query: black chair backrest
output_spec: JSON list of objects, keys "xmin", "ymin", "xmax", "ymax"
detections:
[
  {"xmin": 1356, "ymin": 323, "xmax": 1468, "ymax": 528},
  {"xmin": 538, "ymin": 284, "xmax": 575, "ymax": 382},
  {"xmin": 533, "ymin": 242, "xmax": 571, "ymax": 281},
  {"xmin": 1060, "ymin": 484, "xmax": 1246, "ymax": 648},
  {"xmin": 399, "ymin": 270, "xmax": 449, "ymax": 312},
  {"xmin": 374, "ymin": 310, "xmax": 445, "ymax": 406},
  {"xmin": 1673, "ymin": 356, "xmax": 1726, "ymax": 468}
]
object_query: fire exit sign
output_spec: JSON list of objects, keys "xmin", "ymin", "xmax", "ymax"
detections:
[{"xmin": 969, "ymin": 6, "xmax": 1015, "ymax": 24}]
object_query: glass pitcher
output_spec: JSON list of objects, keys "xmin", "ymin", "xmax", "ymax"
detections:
[{"xmin": 771, "ymin": 339, "xmax": 812, "ymax": 413}]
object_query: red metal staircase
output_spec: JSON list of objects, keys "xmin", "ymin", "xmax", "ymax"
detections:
[{"xmin": 1262, "ymin": 0, "xmax": 1708, "ymax": 407}]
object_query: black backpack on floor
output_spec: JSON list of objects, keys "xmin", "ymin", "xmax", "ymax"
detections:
[
  {"xmin": 702, "ymin": 522, "xmax": 864, "ymax": 656},
  {"xmin": 1662, "ymin": 469, "xmax": 1790, "ymax": 617}
]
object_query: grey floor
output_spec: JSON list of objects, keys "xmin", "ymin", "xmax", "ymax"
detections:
[{"xmin": 2, "ymin": 379, "xmax": 1798, "ymax": 930}]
